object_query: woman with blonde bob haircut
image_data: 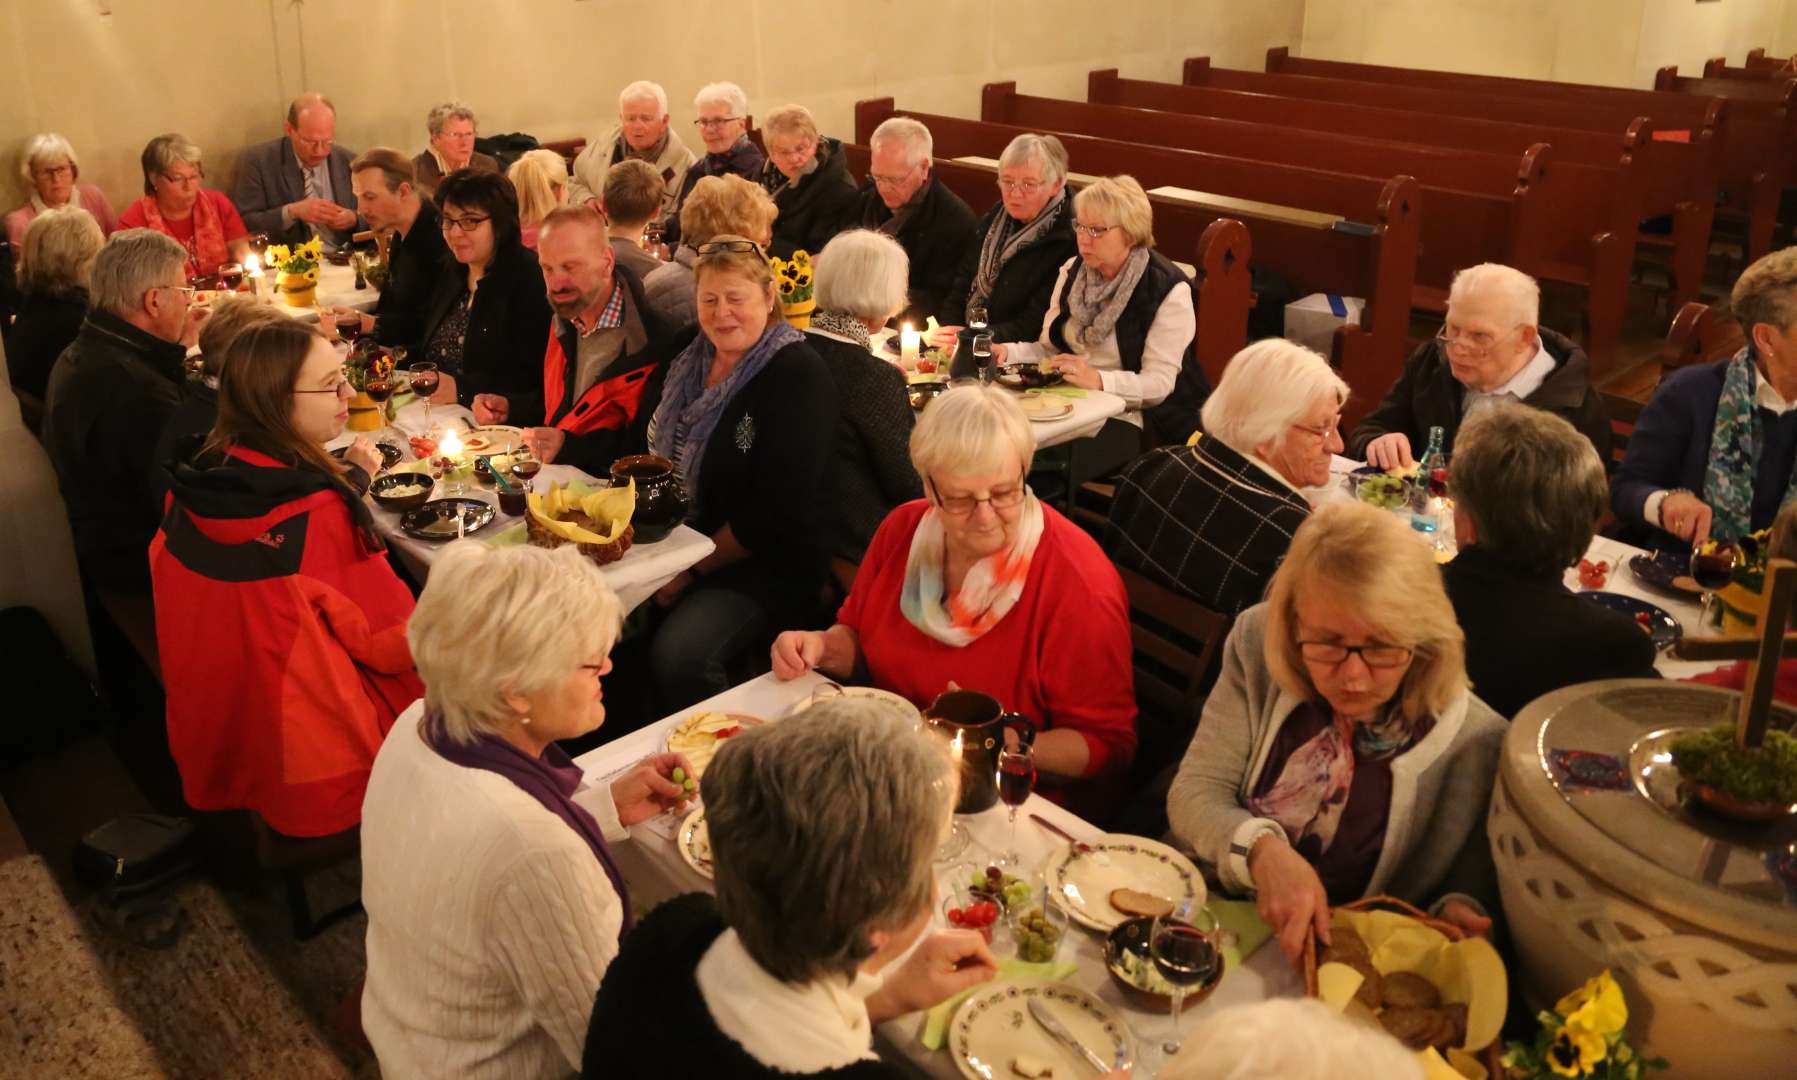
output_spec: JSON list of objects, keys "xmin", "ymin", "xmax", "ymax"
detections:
[
  {"xmin": 360, "ymin": 543, "xmax": 694, "ymax": 1079},
  {"xmin": 1168, "ymin": 502, "xmax": 1505, "ymax": 969},
  {"xmin": 508, "ymin": 147, "xmax": 570, "ymax": 249},
  {"xmin": 8, "ymin": 206, "xmax": 105, "ymax": 399},
  {"xmin": 773, "ymin": 385, "xmax": 1139, "ymax": 817},
  {"xmin": 644, "ymin": 173, "xmax": 777, "ymax": 326},
  {"xmin": 6, "ymin": 131, "xmax": 119, "ymax": 257}
]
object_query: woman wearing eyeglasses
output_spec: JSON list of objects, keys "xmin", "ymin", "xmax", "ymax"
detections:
[
  {"xmin": 416, "ymin": 169, "xmax": 552, "ymax": 419},
  {"xmin": 992, "ymin": 174, "xmax": 1208, "ymax": 451},
  {"xmin": 662, "ymin": 82, "xmax": 766, "ymax": 248},
  {"xmin": 935, "ymin": 133, "xmax": 1078, "ymax": 349},
  {"xmin": 757, "ymin": 104, "xmax": 860, "ymax": 260},
  {"xmin": 645, "ymin": 236, "xmax": 838, "ymax": 709},
  {"xmin": 771, "ymin": 384, "xmax": 1138, "ymax": 818},
  {"xmin": 151, "ymin": 319, "xmax": 420, "ymax": 838},
  {"xmin": 117, "ymin": 133, "xmax": 252, "ymax": 280},
  {"xmin": 6, "ymin": 132, "xmax": 119, "ymax": 260},
  {"xmin": 1168, "ymin": 502, "xmax": 1505, "ymax": 970}
]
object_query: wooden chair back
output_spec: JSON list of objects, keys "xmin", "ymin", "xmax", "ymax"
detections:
[
  {"xmin": 538, "ymin": 137, "xmax": 587, "ymax": 172},
  {"xmin": 1117, "ymin": 564, "xmax": 1232, "ymax": 722},
  {"xmin": 1601, "ymin": 391, "xmax": 1645, "ymax": 471},
  {"xmin": 1663, "ymin": 301, "xmax": 1745, "ymax": 372}
]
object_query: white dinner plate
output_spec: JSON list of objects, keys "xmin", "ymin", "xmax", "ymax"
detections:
[
  {"xmin": 677, "ymin": 807, "xmax": 712, "ymax": 879},
  {"xmin": 948, "ymin": 979, "xmax": 1133, "ymax": 1079},
  {"xmin": 1043, "ymin": 833, "xmax": 1205, "ymax": 932},
  {"xmin": 787, "ymin": 684, "xmax": 921, "ymax": 724},
  {"xmin": 459, "ymin": 425, "xmax": 527, "ymax": 456},
  {"xmin": 661, "ymin": 711, "xmax": 762, "ymax": 783},
  {"xmin": 1019, "ymin": 396, "xmax": 1074, "ymax": 422}
]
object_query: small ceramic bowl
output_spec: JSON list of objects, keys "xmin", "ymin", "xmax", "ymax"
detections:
[
  {"xmin": 369, "ymin": 472, "xmax": 435, "ymax": 512},
  {"xmin": 1103, "ymin": 916, "xmax": 1225, "ymax": 1011}
]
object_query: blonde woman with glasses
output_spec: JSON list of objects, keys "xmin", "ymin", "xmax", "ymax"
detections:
[
  {"xmin": 772, "ymin": 383, "xmax": 1137, "ymax": 819},
  {"xmin": 1168, "ymin": 501, "xmax": 1505, "ymax": 970}
]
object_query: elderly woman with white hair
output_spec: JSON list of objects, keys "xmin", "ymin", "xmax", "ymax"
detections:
[
  {"xmin": 995, "ymin": 174, "xmax": 1208, "ymax": 449},
  {"xmin": 8, "ymin": 207, "xmax": 104, "ymax": 401},
  {"xmin": 117, "ymin": 133, "xmax": 250, "ymax": 280},
  {"xmin": 664, "ymin": 82, "xmax": 766, "ymax": 246},
  {"xmin": 584, "ymin": 700, "xmax": 999, "ymax": 1078},
  {"xmin": 1349, "ymin": 262, "xmax": 1608, "ymax": 469},
  {"xmin": 936, "ymin": 133, "xmax": 1077, "ymax": 348},
  {"xmin": 853, "ymin": 116, "xmax": 978, "ymax": 327},
  {"xmin": 412, "ymin": 100, "xmax": 500, "ymax": 197},
  {"xmin": 805, "ymin": 230, "xmax": 925, "ymax": 574},
  {"xmin": 1162, "ymin": 998, "xmax": 1423, "ymax": 1080},
  {"xmin": 361, "ymin": 543, "xmax": 694, "ymax": 1080},
  {"xmin": 568, "ymin": 79, "xmax": 696, "ymax": 227},
  {"xmin": 6, "ymin": 132, "xmax": 118, "ymax": 259},
  {"xmin": 1107, "ymin": 338, "xmax": 1348, "ymax": 617},
  {"xmin": 1169, "ymin": 502, "xmax": 1505, "ymax": 970},
  {"xmin": 758, "ymin": 104, "xmax": 859, "ymax": 259},
  {"xmin": 773, "ymin": 385, "xmax": 1137, "ymax": 815}
]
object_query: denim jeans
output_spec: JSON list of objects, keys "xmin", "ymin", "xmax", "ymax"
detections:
[{"xmin": 649, "ymin": 584, "xmax": 771, "ymax": 711}]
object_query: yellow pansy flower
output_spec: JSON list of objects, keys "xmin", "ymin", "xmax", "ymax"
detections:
[
  {"xmin": 1556, "ymin": 972, "xmax": 1628, "ymax": 1037},
  {"xmin": 1546, "ymin": 1021, "xmax": 1606, "ymax": 1077},
  {"xmin": 266, "ymin": 244, "xmax": 291, "ymax": 266}
]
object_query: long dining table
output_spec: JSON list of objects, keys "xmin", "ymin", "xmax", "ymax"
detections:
[{"xmin": 573, "ymin": 671, "xmax": 1305, "ymax": 1079}]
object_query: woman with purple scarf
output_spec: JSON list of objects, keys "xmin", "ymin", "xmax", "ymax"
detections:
[
  {"xmin": 644, "ymin": 236, "xmax": 839, "ymax": 709},
  {"xmin": 360, "ymin": 543, "xmax": 693, "ymax": 1080}
]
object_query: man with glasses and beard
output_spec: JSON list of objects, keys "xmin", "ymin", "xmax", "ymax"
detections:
[
  {"xmin": 471, "ymin": 205, "xmax": 683, "ymax": 474},
  {"xmin": 1348, "ymin": 263, "xmax": 1608, "ymax": 468}
]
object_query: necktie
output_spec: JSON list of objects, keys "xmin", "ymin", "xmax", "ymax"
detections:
[{"xmin": 302, "ymin": 167, "xmax": 323, "ymax": 242}]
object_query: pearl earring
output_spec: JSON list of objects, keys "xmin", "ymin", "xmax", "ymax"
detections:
[{"xmin": 520, "ymin": 715, "xmax": 532, "ymax": 726}]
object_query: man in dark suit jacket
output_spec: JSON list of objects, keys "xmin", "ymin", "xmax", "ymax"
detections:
[
  {"xmin": 233, "ymin": 92, "xmax": 360, "ymax": 248},
  {"xmin": 854, "ymin": 117, "xmax": 977, "ymax": 328},
  {"xmin": 1347, "ymin": 263, "xmax": 1609, "ymax": 468},
  {"xmin": 1444, "ymin": 400, "xmax": 1658, "ymax": 719}
]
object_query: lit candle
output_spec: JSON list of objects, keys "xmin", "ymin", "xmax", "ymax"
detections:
[
  {"xmin": 244, "ymin": 253, "xmax": 263, "ymax": 300},
  {"xmin": 900, "ymin": 322, "xmax": 920, "ymax": 368},
  {"xmin": 439, "ymin": 427, "xmax": 464, "ymax": 460}
]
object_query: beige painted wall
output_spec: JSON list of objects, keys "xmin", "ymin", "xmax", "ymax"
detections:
[
  {"xmin": 1300, "ymin": 0, "xmax": 1793, "ymax": 89},
  {"xmin": 1, "ymin": 0, "xmax": 1304, "ymax": 217}
]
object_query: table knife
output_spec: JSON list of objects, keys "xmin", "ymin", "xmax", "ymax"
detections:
[{"xmin": 1026, "ymin": 997, "xmax": 1109, "ymax": 1075}]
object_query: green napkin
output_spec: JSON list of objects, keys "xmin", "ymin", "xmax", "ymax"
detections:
[
  {"xmin": 919, "ymin": 956, "xmax": 1078, "ymax": 1050},
  {"xmin": 1211, "ymin": 898, "xmax": 1275, "ymax": 978},
  {"xmin": 1026, "ymin": 385, "xmax": 1089, "ymax": 399},
  {"xmin": 484, "ymin": 521, "xmax": 528, "ymax": 547}
]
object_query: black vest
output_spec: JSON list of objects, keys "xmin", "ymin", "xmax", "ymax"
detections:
[{"xmin": 1047, "ymin": 250, "xmax": 1209, "ymax": 445}]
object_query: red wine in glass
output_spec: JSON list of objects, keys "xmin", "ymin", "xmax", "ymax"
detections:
[
  {"xmin": 219, "ymin": 265, "xmax": 244, "ymax": 290},
  {"xmin": 336, "ymin": 314, "xmax": 364, "ymax": 342},
  {"xmin": 1150, "ymin": 923, "xmax": 1217, "ymax": 988},
  {"xmin": 998, "ymin": 757, "xmax": 1035, "ymax": 807},
  {"xmin": 1427, "ymin": 466, "xmax": 1450, "ymax": 499},
  {"xmin": 1690, "ymin": 545, "xmax": 1737, "ymax": 591},
  {"xmin": 364, "ymin": 378, "xmax": 393, "ymax": 404}
]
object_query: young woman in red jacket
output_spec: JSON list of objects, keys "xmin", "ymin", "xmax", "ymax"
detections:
[{"xmin": 151, "ymin": 319, "xmax": 423, "ymax": 837}]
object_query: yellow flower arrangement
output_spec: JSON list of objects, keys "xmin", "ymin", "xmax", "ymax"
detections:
[
  {"xmin": 265, "ymin": 238, "xmax": 325, "ymax": 277},
  {"xmin": 1502, "ymin": 971, "xmax": 1665, "ymax": 1079},
  {"xmin": 771, "ymin": 249, "xmax": 814, "ymax": 304}
]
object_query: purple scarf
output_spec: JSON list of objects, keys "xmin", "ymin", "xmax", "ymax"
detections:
[{"xmin": 423, "ymin": 713, "xmax": 634, "ymax": 940}]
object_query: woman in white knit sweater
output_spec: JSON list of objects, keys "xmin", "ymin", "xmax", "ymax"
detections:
[
  {"xmin": 1167, "ymin": 502, "xmax": 1505, "ymax": 969},
  {"xmin": 360, "ymin": 544, "xmax": 693, "ymax": 1079}
]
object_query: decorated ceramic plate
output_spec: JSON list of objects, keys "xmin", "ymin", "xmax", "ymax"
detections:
[
  {"xmin": 332, "ymin": 441, "xmax": 404, "ymax": 470},
  {"xmin": 662, "ymin": 712, "xmax": 763, "ymax": 782},
  {"xmin": 1044, "ymin": 833, "xmax": 1205, "ymax": 932},
  {"xmin": 398, "ymin": 498, "xmax": 495, "ymax": 541},
  {"xmin": 948, "ymin": 979, "xmax": 1133, "ymax": 1080},
  {"xmin": 677, "ymin": 807, "xmax": 713, "ymax": 879},
  {"xmin": 1019, "ymin": 396, "xmax": 1074, "ymax": 422},
  {"xmin": 1577, "ymin": 591, "xmax": 1682, "ymax": 650},
  {"xmin": 459, "ymin": 425, "xmax": 527, "ymax": 456},
  {"xmin": 790, "ymin": 684, "xmax": 921, "ymax": 723},
  {"xmin": 1628, "ymin": 551, "xmax": 1704, "ymax": 596}
]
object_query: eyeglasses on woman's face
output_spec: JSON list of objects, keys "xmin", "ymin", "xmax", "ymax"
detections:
[
  {"xmin": 1072, "ymin": 222, "xmax": 1118, "ymax": 240},
  {"xmin": 930, "ymin": 473, "xmax": 1027, "ymax": 516},
  {"xmin": 1296, "ymin": 641, "xmax": 1415, "ymax": 669},
  {"xmin": 696, "ymin": 239, "xmax": 766, "ymax": 257},
  {"xmin": 694, "ymin": 116, "xmax": 742, "ymax": 130},
  {"xmin": 440, "ymin": 212, "xmax": 492, "ymax": 234},
  {"xmin": 294, "ymin": 366, "xmax": 354, "ymax": 397},
  {"xmin": 1290, "ymin": 414, "xmax": 1342, "ymax": 440}
]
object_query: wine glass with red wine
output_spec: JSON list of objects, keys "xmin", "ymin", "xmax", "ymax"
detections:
[
  {"xmin": 1149, "ymin": 899, "xmax": 1218, "ymax": 1064},
  {"xmin": 994, "ymin": 742, "xmax": 1035, "ymax": 869},
  {"xmin": 218, "ymin": 264, "xmax": 244, "ymax": 291},
  {"xmin": 409, "ymin": 361, "xmax": 440, "ymax": 427},
  {"xmin": 335, "ymin": 311, "xmax": 364, "ymax": 344},
  {"xmin": 1690, "ymin": 541, "xmax": 1739, "ymax": 629}
]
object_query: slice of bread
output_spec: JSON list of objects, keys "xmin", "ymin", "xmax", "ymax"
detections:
[{"xmin": 1109, "ymin": 888, "xmax": 1176, "ymax": 918}]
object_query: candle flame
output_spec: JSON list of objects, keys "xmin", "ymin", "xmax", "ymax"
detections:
[
  {"xmin": 439, "ymin": 428, "xmax": 464, "ymax": 458},
  {"xmin": 245, "ymin": 253, "xmax": 261, "ymax": 273}
]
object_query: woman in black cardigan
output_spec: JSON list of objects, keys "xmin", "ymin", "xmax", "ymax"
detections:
[
  {"xmin": 645, "ymin": 237, "xmax": 839, "ymax": 709},
  {"xmin": 759, "ymin": 106, "xmax": 860, "ymax": 260},
  {"xmin": 935, "ymin": 133, "xmax": 1078, "ymax": 348},
  {"xmin": 416, "ymin": 169, "xmax": 551, "ymax": 424}
]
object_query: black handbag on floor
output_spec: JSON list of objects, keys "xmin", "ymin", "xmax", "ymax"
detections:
[{"xmin": 74, "ymin": 813, "xmax": 199, "ymax": 948}]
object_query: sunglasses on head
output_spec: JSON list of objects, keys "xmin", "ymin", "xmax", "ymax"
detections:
[{"xmin": 696, "ymin": 239, "xmax": 767, "ymax": 258}]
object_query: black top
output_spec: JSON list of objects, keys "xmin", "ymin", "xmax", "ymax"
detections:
[
  {"xmin": 584, "ymin": 893, "xmax": 901, "ymax": 1080},
  {"xmin": 1346, "ymin": 327, "xmax": 1611, "ymax": 463},
  {"xmin": 42, "ymin": 309, "xmax": 189, "ymax": 593},
  {"xmin": 763, "ymin": 137, "xmax": 861, "ymax": 260},
  {"xmin": 156, "ymin": 377, "xmax": 220, "ymax": 487},
  {"xmin": 374, "ymin": 200, "xmax": 450, "ymax": 349},
  {"xmin": 804, "ymin": 330, "xmax": 923, "ymax": 563},
  {"xmin": 854, "ymin": 172, "xmax": 979, "ymax": 328},
  {"xmin": 1105, "ymin": 436, "xmax": 1310, "ymax": 616},
  {"xmin": 7, "ymin": 286, "xmax": 87, "ymax": 400},
  {"xmin": 416, "ymin": 238, "xmax": 552, "ymax": 422},
  {"xmin": 1442, "ymin": 544, "xmax": 1659, "ymax": 719},
  {"xmin": 684, "ymin": 338, "xmax": 839, "ymax": 618},
  {"xmin": 942, "ymin": 194, "xmax": 1078, "ymax": 342}
]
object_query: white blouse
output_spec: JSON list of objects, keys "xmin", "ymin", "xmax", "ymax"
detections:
[
  {"xmin": 1003, "ymin": 255, "xmax": 1195, "ymax": 426},
  {"xmin": 360, "ymin": 702, "xmax": 630, "ymax": 1080}
]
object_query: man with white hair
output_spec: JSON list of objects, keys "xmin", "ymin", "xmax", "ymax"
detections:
[
  {"xmin": 233, "ymin": 92, "xmax": 361, "ymax": 248},
  {"xmin": 1106, "ymin": 339, "xmax": 1349, "ymax": 617},
  {"xmin": 1347, "ymin": 262, "xmax": 1608, "ymax": 467},
  {"xmin": 853, "ymin": 115, "xmax": 978, "ymax": 326},
  {"xmin": 663, "ymin": 82, "xmax": 766, "ymax": 246},
  {"xmin": 43, "ymin": 228, "xmax": 208, "ymax": 593},
  {"xmin": 567, "ymin": 80, "xmax": 696, "ymax": 228}
]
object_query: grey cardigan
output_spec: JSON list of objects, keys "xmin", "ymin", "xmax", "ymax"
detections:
[{"xmin": 1167, "ymin": 604, "xmax": 1505, "ymax": 916}]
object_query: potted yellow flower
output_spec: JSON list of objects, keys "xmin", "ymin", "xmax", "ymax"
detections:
[
  {"xmin": 772, "ymin": 249, "xmax": 815, "ymax": 329},
  {"xmin": 1501, "ymin": 971, "xmax": 1667, "ymax": 1079},
  {"xmin": 263, "ymin": 238, "xmax": 324, "ymax": 309}
]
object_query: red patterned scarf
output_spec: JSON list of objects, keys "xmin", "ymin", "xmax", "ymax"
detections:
[{"xmin": 138, "ymin": 192, "xmax": 230, "ymax": 277}]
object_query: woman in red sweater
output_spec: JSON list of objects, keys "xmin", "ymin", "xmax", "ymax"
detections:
[
  {"xmin": 773, "ymin": 384, "xmax": 1137, "ymax": 813},
  {"xmin": 151, "ymin": 319, "xmax": 420, "ymax": 837}
]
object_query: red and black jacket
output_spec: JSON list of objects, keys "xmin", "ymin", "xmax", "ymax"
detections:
[{"xmin": 541, "ymin": 268, "xmax": 688, "ymax": 475}]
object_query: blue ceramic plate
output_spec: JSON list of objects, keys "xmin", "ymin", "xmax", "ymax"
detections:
[
  {"xmin": 1627, "ymin": 551, "xmax": 1702, "ymax": 595},
  {"xmin": 1578, "ymin": 591, "xmax": 1682, "ymax": 650}
]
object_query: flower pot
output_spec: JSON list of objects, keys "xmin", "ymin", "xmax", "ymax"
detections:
[
  {"xmin": 346, "ymin": 391, "xmax": 385, "ymax": 432},
  {"xmin": 780, "ymin": 297, "xmax": 815, "ymax": 330},
  {"xmin": 276, "ymin": 271, "xmax": 317, "ymax": 309}
]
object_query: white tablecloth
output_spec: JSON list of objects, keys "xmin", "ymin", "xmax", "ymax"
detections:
[
  {"xmin": 264, "ymin": 261, "xmax": 378, "ymax": 323},
  {"xmin": 572, "ymin": 672, "xmax": 1303, "ymax": 1078},
  {"xmin": 326, "ymin": 401, "xmax": 713, "ymax": 612}
]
